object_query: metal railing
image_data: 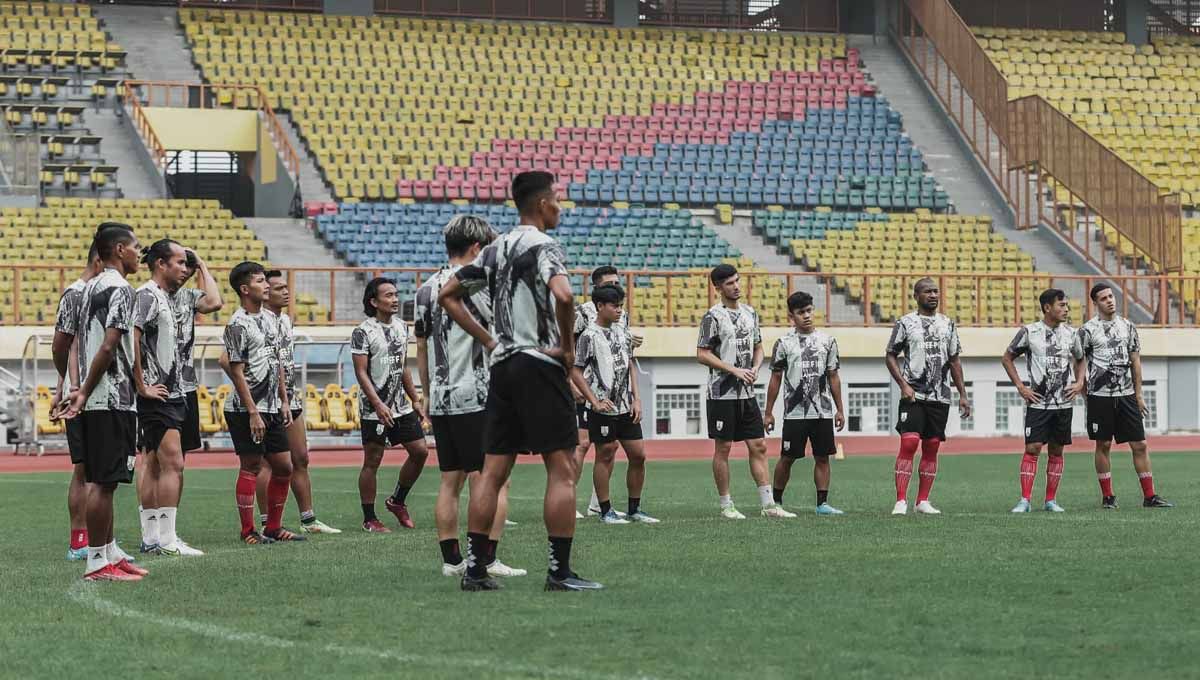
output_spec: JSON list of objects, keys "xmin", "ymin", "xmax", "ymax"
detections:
[
  {"xmin": 4, "ymin": 264, "xmax": 1196, "ymax": 327},
  {"xmin": 177, "ymin": 0, "xmax": 323, "ymax": 10},
  {"xmin": 638, "ymin": 0, "xmax": 840, "ymax": 31},
  {"xmin": 892, "ymin": 0, "xmax": 1184, "ymax": 288},
  {"xmin": 947, "ymin": 0, "xmax": 1113, "ymax": 31},
  {"xmin": 373, "ymin": 0, "xmax": 611, "ymax": 22},
  {"xmin": 121, "ymin": 80, "xmax": 301, "ymax": 182}
]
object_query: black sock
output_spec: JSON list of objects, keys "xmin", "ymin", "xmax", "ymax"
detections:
[
  {"xmin": 599, "ymin": 500, "xmax": 611, "ymax": 516},
  {"xmin": 486, "ymin": 538, "xmax": 498, "ymax": 565},
  {"xmin": 466, "ymin": 532, "xmax": 489, "ymax": 578},
  {"xmin": 391, "ymin": 483, "xmax": 411, "ymax": 505},
  {"xmin": 773, "ymin": 487, "xmax": 784, "ymax": 504},
  {"xmin": 548, "ymin": 536, "xmax": 572, "ymax": 579},
  {"xmin": 817, "ymin": 489, "xmax": 829, "ymax": 506},
  {"xmin": 439, "ymin": 538, "xmax": 462, "ymax": 565},
  {"xmin": 628, "ymin": 497, "xmax": 640, "ymax": 516},
  {"xmin": 362, "ymin": 503, "xmax": 377, "ymax": 522}
]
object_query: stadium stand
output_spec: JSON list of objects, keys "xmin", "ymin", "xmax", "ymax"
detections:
[
  {"xmin": 0, "ymin": 198, "xmax": 298, "ymax": 324},
  {"xmin": 0, "ymin": 2, "xmax": 128, "ymax": 196},
  {"xmin": 180, "ymin": 10, "xmax": 889, "ymax": 204}
]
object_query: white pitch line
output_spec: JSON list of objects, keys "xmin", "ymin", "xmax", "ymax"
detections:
[{"xmin": 66, "ymin": 555, "xmax": 657, "ymax": 680}]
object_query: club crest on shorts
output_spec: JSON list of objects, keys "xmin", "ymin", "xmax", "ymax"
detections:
[
  {"xmin": 600, "ymin": 425, "xmax": 609, "ymax": 437},
  {"xmin": 900, "ymin": 412, "xmax": 908, "ymax": 423},
  {"xmin": 1090, "ymin": 421, "xmax": 1097, "ymax": 433},
  {"xmin": 1025, "ymin": 427, "xmax": 1031, "ymax": 437},
  {"xmin": 783, "ymin": 440, "xmax": 791, "ymax": 452},
  {"xmin": 715, "ymin": 420, "xmax": 724, "ymax": 430},
  {"xmin": 126, "ymin": 456, "xmax": 135, "ymax": 471}
]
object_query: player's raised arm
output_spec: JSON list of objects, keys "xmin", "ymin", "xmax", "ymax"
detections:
[
  {"xmin": 190, "ymin": 251, "xmax": 223, "ymax": 314},
  {"xmin": 439, "ymin": 270, "xmax": 495, "ymax": 352}
]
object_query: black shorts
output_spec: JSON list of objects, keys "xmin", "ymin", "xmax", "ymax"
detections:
[
  {"xmin": 483, "ymin": 352, "xmax": 577, "ymax": 455},
  {"xmin": 896, "ymin": 399, "xmax": 950, "ymax": 441},
  {"xmin": 1087, "ymin": 395, "xmax": 1145, "ymax": 444},
  {"xmin": 66, "ymin": 417, "xmax": 85, "ymax": 465},
  {"xmin": 181, "ymin": 389, "xmax": 202, "ymax": 453},
  {"xmin": 137, "ymin": 397, "xmax": 186, "ymax": 452},
  {"xmin": 361, "ymin": 410, "xmax": 425, "ymax": 448},
  {"xmin": 225, "ymin": 411, "xmax": 290, "ymax": 456},
  {"xmin": 291, "ymin": 407, "xmax": 303, "ymax": 423},
  {"xmin": 576, "ymin": 402, "xmax": 590, "ymax": 430},
  {"xmin": 707, "ymin": 398, "xmax": 765, "ymax": 442},
  {"xmin": 430, "ymin": 411, "xmax": 485, "ymax": 472},
  {"xmin": 1025, "ymin": 407, "xmax": 1073, "ymax": 445},
  {"xmin": 79, "ymin": 410, "xmax": 136, "ymax": 485},
  {"xmin": 781, "ymin": 418, "xmax": 836, "ymax": 458},
  {"xmin": 587, "ymin": 411, "xmax": 644, "ymax": 444}
]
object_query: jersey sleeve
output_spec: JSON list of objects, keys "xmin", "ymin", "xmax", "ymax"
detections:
[
  {"xmin": 751, "ymin": 309, "xmax": 762, "ymax": 346},
  {"xmin": 1007, "ymin": 327, "xmax": 1029, "ymax": 356},
  {"xmin": 412, "ymin": 283, "xmax": 433, "ymax": 340},
  {"xmin": 1128, "ymin": 323, "xmax": 1141, "ymax": 353},
  {"xmin": 536, "ymin": 241, "xmax": 569, "ymax": 286},
  {"xmin": 54, "ymin": 290, "xmax": 81, "ymax": 336},
  {"xmin": 574, "ymin": 330, "xmax": 593, "ymax": 369},
  {"xmin": 947, "ymin": 321, "xmax": 962, "ymax": 358},
  {"xmin": 455, "ymin": 244, "xmax": 495, "ymax": 296},
  {"xmin": 697, "ymin": 311, "xmax": 719, "ymax": 350},
  {"xmin": 349, "ymin": 326, "xmax": 369, "ymax": 356},
  {"xmin": 769, "ymin": 338, "xmax": 788, "ymax": 372},
  {"xmin": 106, "ymin": 285, "xmax": 133, "ymax": 333},
  {"xmin": 826, "ymin": 338, "xmax": 840, "ymax": 372},
  {"xmin": 132, "ymin": 289, "xmax": 157, "ymax": 331},
  {"xmin": 886, "ymin": 320, "xmax": 907, "ymax": 355},
  {"xmin": 224, "ymin": 321, "xmax": 248, "ymax": 364},
  {"xmin": 1070, "ymin": 328, "xmax": 1085, "ymax": 360},
  {"xmin": 1076, "ymin": 326, "xmax": 1092, "ymax": 357},
  {"xmin": 572, "ymin": 303, "xmax": 587, "ymax": 338}
]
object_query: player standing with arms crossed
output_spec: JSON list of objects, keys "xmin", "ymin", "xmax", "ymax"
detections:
[
  {"xmin": 885, "ymin": 278, "xmax": 971, "ymax": 515},
  {"xmin": 764, "ymin": 292, "xmax": 846, "ymax": 516},
  {"xmin": 1076, "ymin": 284, "xmax": 1172, "ymax": 509},
  {"xmin": 1001, "ymin": 289, "xmax": 1084, "ymax": 513}
]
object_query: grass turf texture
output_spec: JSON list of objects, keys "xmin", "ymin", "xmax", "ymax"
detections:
[{"xmin": 2, "ymin": 452, "xmax": 1197, "ymax": 680}]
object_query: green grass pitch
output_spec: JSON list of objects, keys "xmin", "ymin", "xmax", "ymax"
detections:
[{"xmin": 2, "ymin": 452, "xmax": 1197, "ymax": 679}]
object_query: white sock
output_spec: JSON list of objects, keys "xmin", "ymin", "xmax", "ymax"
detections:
[
  {"xmin": 719, "ymin": 494, "xmax": 734, "ymax": 509},
  {"xmin": 137, "ymin": 505, "xmax": 147, "ymax": 535},
  {"xmin": 159, "ymin": 507, "xmax": 177, "ymax": 548},
  {"xmin": 758, "ymin": 485, "xmax": 774, "ymax": 508},
  {"xmin": 104, "ymin": 540, "xmax": 120, "ymax": 564},
  {"xmin": 86, "ymin": 545, "xmax": 108, "ymax": 574},
  {"xmin": 141, "ymin": 507, "xmax": 159, "ymax": 545},
  {"xmin": 589, "ymin": 490, "xmax": 600, "ymax": 509}
]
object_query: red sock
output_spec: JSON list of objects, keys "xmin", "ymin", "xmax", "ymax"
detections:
[
  {"xmin": 70, "ymin": 529, "xmax": 88, "ymax": 550},
  {"xmin": 265, "ymin": 475, "xmax": 290, "ymax": 533},
  {"xmin": 894, "ymin": 433, "xmax": 920, "ymax": 501},
  {"xmin": 1019, "ymin": 453, "xmax": 1037, "ymax": 501},
  {"xmin": 916, "ymin": 438, "xmax": 940, "ymax": 503},
  {"xmin": 236, "ymin": 470, "xmax": 258, "ymax": 536},
  {"xmin": 1138, "ymin": 472, "xmax": 1155, "ymax": 499},
  {"xmin": 1045, "ymin": 455, "xmax": 1063, "ymax": 501},
  {"xmin": 1097, "ymin": 471, "xmax": 1114, "ymax": 497}
]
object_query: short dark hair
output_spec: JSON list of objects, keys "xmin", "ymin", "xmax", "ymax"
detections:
[
  {"xmin": 511, "ymin": 171, "xmax": 555, "ymax": 214},
  {"xmin": 591, "ymin": 283, "xmax": 625, "ymax": 306},
  {"xmin": 787, "ymin": 291, "xmax": 814, "ymax": 313},
  {"xmin": 362, "ymin": 277, "xmax": 396, "ymax": 317},
  {"xmin": 914, "ymin": 277, "xmax": 936, "ymax": 295},
  {"xmin": 87, "ymin": 241, "xmax": 100, "ymax": 263},
  {"xmin": 1039, "ymin": 288, "xmax": 1066, "ymax": 313},
  {"xmin": 443, "ymin": 214, "xmax": 496, "ymax": 258},
  {"xmin": 710, "ymin": 264, "xmax": 737, "ymax": 286},
  {"xmin": 93, "ymin": 225, "xmax": 136, "ymax": 260},
  {"xmin": 264, "ymin": 269, "xmax": 284, "ymax": 282},
  {"xmin": 229, "ymin": 261, "xmax": 265, "ymax": 297},
  {"xmin": 141, "ymin": 238, "xmax": 182, "ymax": 269},
  {"xmin": 95, "ymin": 221, "xmax": 132, "ymax": 236},
  {"xmin": 1090, "ymin": 283, "xmax": 1112, "ymax": 302},
  {"xmin": 591, "ymin": 265, "xmax": 619, "ymax": 285}
]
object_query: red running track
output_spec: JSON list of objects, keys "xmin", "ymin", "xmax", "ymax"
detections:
[{"xmin": 4, "ymin": 435, "xmax": 1199, "ymax": 474}]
